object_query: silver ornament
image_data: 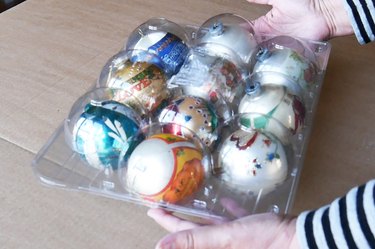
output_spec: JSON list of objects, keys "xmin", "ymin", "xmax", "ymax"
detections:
[{"xmin": 196, "ymin": 13, "xmax": 258, "ymax": 64}]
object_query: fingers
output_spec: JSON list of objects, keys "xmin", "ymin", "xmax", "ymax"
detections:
[
  {"xmin": 220, "ymin": 197, "xmax": 249, "ymax": 218},
  {"xmin": 147, "ymin": 208, "xmax": 200, "ymax": 232},
  {"xmin": 155, "ymin": 223, "xmax": 233, "ymax": 249},
  {"xmin": 153, "ymin": 213, "xmax": 298, "ymax": 249},
  {"xmin": 245, "ymin": 0, "xmax": 272, "ymax": 5},
  {"xmin": 252, "ymin": 15, "xmax": 276, "ymax": 35}
]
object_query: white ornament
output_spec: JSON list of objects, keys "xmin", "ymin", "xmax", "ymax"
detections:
[
  {"xmin": 217, "ymin": 129, "xmax": 288, "ymax": 194},
  {"xmin": 238, "ymin": 84, "xmax": 305, "ymax": 144}
]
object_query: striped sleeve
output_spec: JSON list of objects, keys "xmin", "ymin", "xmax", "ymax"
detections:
[
  {"xmin": 296, "ymin": 179, "xmax": 375, "ymax": 249},
  {"xmin": 343, "ymin": 0, "xmax": 375, "ymax": 44}
]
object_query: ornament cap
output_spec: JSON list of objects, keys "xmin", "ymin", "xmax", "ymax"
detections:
[
  {"xmin": 256, "ymin": 47, "xmax": 271, "ymax": 62},
  {"xmin": 209, "ymin": 21, "xmax": 224, "ymax": 36},
  {"xmin": 245, "ymin": 79, "xmax": 261, "ymax": 96}
]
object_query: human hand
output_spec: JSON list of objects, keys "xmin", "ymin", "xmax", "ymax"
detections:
[
  {"xmin": 247, "ymin": 0, "xmax": 354, "ymax": 41},
  {"xmin": 148, "ymin": 208, "xmax": 300, "ymax": 249}
]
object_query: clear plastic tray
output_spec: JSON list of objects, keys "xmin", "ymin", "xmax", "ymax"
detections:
[{"xmin": 31, "ymin": 17, "xmax": 331, "ymax": 222}]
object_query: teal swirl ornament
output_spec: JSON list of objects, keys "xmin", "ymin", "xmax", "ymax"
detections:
[{"xmin": 72, "ymin": 100, "xmax": 141, "ymax": 170}]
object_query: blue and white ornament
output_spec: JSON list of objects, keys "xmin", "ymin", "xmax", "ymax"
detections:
[
  {"xmin": 125, "ymin": 18, "xmax": 190, "ymax": 76},
  {"xmin": 72, "ymin": 100, "xmax": 141, "ymax": 170}
]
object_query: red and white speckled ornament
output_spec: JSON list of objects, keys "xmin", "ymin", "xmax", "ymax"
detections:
[
  {"xmin": 217, "ymin": 128, "xmax": 288, "ymax": 194},
  {"xmin": 158, "ymin": 96, "xmax": 219, "ymax": 147}
]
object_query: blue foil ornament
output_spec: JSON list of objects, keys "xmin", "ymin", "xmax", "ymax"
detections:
[
  {"xmin": 72, "ymin": 100, "xmax": 141, "ymax": 170},
  {"xmin": 126, "ymin": 18, "xmax": 190, "ymax": 77}
]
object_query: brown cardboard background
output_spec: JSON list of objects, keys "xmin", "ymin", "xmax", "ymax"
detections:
[{"xmin": 0, "ymin": 0, "xmax": 374, "ymax": 248}]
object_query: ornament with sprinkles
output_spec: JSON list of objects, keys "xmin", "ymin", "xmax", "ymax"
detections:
[
  {"xmin": 159, "ymin": 95, "xmax": 219, "ymax": 147},
  {"xmin": 217, "ymin": 128, "xmax": 288, "ymax": 194}
]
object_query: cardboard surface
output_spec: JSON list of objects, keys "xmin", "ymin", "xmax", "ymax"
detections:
[{"xmin": 0, "ymin": 0, "xmax": 375, "ymax": 248}]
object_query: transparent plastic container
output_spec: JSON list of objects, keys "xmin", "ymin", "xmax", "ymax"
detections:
[
  {"xmin": 250, "ymin": 35, "xmax": 319, "ymax": 99},
  {"xmin": 169, "ymin": 44, "xmax": 246, "ymax": 122},
  {"xmin": 125, "ymin": 17, "xmax": 191, "ymax": 77},
  {"xmin": 212, "ymin": 114, "xmax": 294, "ymax": 203},
  {"xmin": 32, "ymin": 14, "xmax": 331, "ymax": 222},
  {"xmin": 119, "ymin": 122, "xmax": 212, "ymax": 206},
  {"xmin": 195, "ymin": 13, "xmax": 258, "ymax": 64},
  {"xmin": 157, "ymin": 95, "xmax": 220, "ymax": 149},
  {"xmin": 238, "ymin": 75, "xmax": 306, "ymax": 145},
  {"xmin": 64, "ymin": 88, "xmax": 149, "ymax": 171},
  {"xmin": 97, "ymin": 49, "xmax": 171, "ymax": 116}
]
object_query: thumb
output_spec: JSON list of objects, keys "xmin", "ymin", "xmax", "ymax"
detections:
[
  {"xmin": 252, "ymin": 15, "xmax": 276, "ymax": 35},
  {"xmin": 155, "ymin": 223, "xmax": 233, "ymax": 249}
]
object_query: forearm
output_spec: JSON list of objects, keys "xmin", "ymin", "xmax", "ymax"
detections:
[
  {"xmin": 318, "ymin": 0, "xmax": 354, "ymax": 38},
  {"xmin": 343, "ymin": 0, "xmax": 375, "ymax": 43},
  {"xmin": 297, "ymin": 179, "xmax": 375, "ymax": 248}
]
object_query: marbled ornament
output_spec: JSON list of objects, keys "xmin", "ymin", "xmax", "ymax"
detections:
[
  {"xmin": 159, "ymin": 96, "xmax": 219, "ymax": 147},
  {"xmin": 125, "ymin": 134, "xmax": 205, "ymax": 203},
  {"xmin": 217, "ymin": 129, "xmax": 288, "ymax": 194},
  {"xmin": 72, "ymin": 100, "xmax": 141, "ymax": 170},
  {"xmin": 253, "ymin": 47, "xmax": 317, "ymax": 96},
  {"xmin": 238, "ymin": 85, "xmax": 305, "ymax": 143}
]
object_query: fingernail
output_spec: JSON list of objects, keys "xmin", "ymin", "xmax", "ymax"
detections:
[
  {"xmin": 156, "ymin": 235, "xmax": 176, "ymax": 249},
  {"xmin": 147, "ymin": 209, "xmax": 156, "ymax": 218},
  {"xmin": 156, "ymin": 241, "xmax": 174, "ymax": 249}
]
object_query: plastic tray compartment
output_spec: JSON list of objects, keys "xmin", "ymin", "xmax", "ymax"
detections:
[{"xmin": 32, "ymin": 20, "xmax": 331, "ymax": 222}]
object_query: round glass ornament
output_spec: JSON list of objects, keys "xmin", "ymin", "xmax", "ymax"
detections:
[
  {"xmin": 158, "ymin": 95, "xmax": 219, "ymax": 148},
  {"xmin": 252, "ymin": 36, "xmax": 318, "ymax": 97},
  {"xmin": 214, "ymin": 115, "xmax": 291, "ymax": 195},
  {"xmin": 120, "ymin": 123, "xmax": 212, "ymax": 204},
  {"xmin": 170, "ymin": 45, "xmax": 246, "ymax": 120},
  {"xmin": 64, "ymin": 88, "xmax": 147, "ymax": 170},
  {"xmin": 125, "ymin": 17, "xmax": 191, "ymax": 76},
  {"xmin": 195, "ymin": 13, "xmax": 258, "ymax": 64},
  {"xmin": 98, "ymin": 50, "xmax": 170, "ymax": 115},
  {"xmin": 238, "ymin": 79, "xmax": 306, "ymax": 144}
]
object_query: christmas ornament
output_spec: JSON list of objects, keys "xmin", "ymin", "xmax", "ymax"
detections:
[
  {"xmin": 217, "ymin": 128, "xmax": 288, "ymax": 194},
  {"xmin": 125, "ymin": 133, "xmax": 205, "ymax": 203},
  {"xmin": 158, "ymin": 95, "xmax": 219, "ymax": 147},
  {"xmin": 238, "ymin": 83, "xmax": 305, "ymax": 143},
  {"xmin": 98, "ymin": 51, "xmax": 170, "ymax": 114},
  {"xmin": 253, "ymin": 36, "xmax": 317, "ymax": 97},
  {"xmin": 170, "ymin": 48, "xmax": 244, "ymax": 121},
  {"xmin": 196, "ymin": 13, "xmax": 257, "ymax": 64},
  {"xmin": 125, "ymin": 17, "xmax": 190, "ymax": 76},
  {"xmin": 70, "ymin": 100, "xmax": 141, "ymax": 170}
]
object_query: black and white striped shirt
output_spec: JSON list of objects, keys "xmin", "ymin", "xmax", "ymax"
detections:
[
  {"xmin": 344, "ymin": 0, "xmax": 375, "ymax": 44},
  {"xmin": 297, "ymin": 179, "xmax": 375, "ymax": 248}
]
